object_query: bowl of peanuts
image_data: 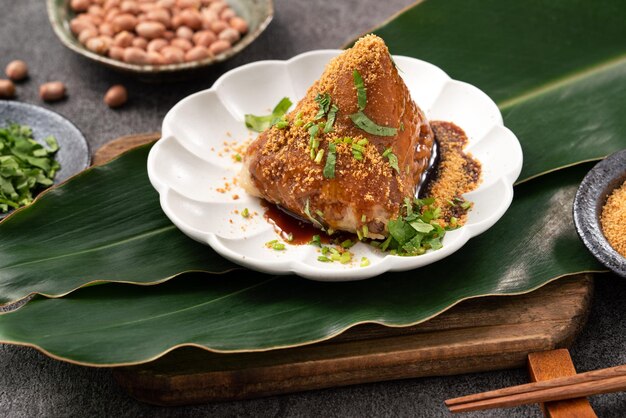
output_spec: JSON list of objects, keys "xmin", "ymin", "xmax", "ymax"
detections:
[{"xmin": 46, "ymin": 0, "xmax": 273, "ymax": 77}]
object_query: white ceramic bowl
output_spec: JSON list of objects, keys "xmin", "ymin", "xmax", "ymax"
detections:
[{"xmin": 148, "ymin": 50, "xmax": 523, "ymax": 281}]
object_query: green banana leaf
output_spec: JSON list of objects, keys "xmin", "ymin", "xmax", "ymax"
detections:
[
  {"xmin": 369, "ymin": 0, "xmax": 626, "ymax": 181},
  {"xmin": 0, "ymin": 145, "xmax": 237, "ymax": 306},
  {"xmin": 0, "ymin": 162, "xmax": 603, "ymax": 366}
]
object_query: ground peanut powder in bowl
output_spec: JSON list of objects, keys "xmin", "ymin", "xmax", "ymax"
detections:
[{"xmin": 601, "ymin": 178, "xmax": 626, "ymax": 258}]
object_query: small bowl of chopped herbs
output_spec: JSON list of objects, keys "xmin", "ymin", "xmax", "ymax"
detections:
[{"xmin": 0, "ymin": 101, "xmax": 90, "ymax": 217}]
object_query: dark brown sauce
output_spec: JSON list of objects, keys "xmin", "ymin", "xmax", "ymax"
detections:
[{"xmin": 261, "ymin": 201, "xmax": 356, "ymax": 245}]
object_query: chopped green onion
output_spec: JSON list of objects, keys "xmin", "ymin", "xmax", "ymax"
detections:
[
  {"xmin": 461, "ymin": 201, "xmax": 472, "ymax": 210},
  {"xmin": 360, "ymin": 257, "xmax": 370, "ymax": 267},
  {"xmin": 318, "ymin": 256, "xmax": 332, "ymax": 262},
  {"xmin": 361, "ymin": 214, "xmax": 367, "ymax": 222},
  {"xmin": 272, "ymin": 242, "xmax": 286, "ymax": 251},
  {"xmin": 241, "ymin": 208, "xmax": 249, "ymax": 218},
  {"xmin": 275, "ymin": 117, "xmax": 289, "ymax": 129},
  {"xmin": 310, "ymin": 235, "xmax": 322, "ymax": 247},
  {"xmin": 234, "ymin": 153, "xmax": 242, "ymax": 162},
  {"xmin": 341, "ymin": 239, "xmax": 355, "ymax": 249},
  {"xmin": 339, "ymin": 252, "xmax": 352, "ymax": 264},
  {"xmin": 314, "ymin": 149, "xmax": 325, "ymax": 164},
  {"xmin": 294, "ymin": 112, "xmax": 304, "ymax": 127},
  {"xmin": 362, "ymin": 224, "xmax": 369, "ymax": 238}
]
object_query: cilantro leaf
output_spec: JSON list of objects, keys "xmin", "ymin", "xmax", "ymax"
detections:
[
  {"xmin": 349, "ymin": 111, "xmax": 398, "ymax": 137},
  {"xmin": 352, "ymin": 70, "xmax": 367, "ymax": 111},
  {"xmin": 323, "ymin": 141, "xmax": 337, "ymax": 179},
  {"xmin": 244, "ymin": 97, "xmax": 293, "ymax": 132},
  {"xmin": 0, "ymin": 123, "xmax": 61, "ymax": 213}
]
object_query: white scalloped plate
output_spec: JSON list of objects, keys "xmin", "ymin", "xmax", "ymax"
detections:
[{"xmin": 148, "ymin": 50, "xmax": 523, "ymax": 281}]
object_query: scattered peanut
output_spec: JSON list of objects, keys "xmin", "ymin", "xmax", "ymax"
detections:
[
  {"xmin": 5, "ymin": 60, "xmax": 28, "ymax": 81},
  {"xmin": 39, "ymin": 82, "xmax": 66, "ymax": 102},
  {"xmin": 0, "ymin": 79, "xmax": 16, "ymax": 98},
  {"xmin": 104, "ymin": 84, "xmax": 128, "ymax": 108},
  {"xmin": 68, "ymin": 0, "xmax": 249, "ymax": 65}
]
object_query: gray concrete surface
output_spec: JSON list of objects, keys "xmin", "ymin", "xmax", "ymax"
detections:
[{"xmin": 1, "ymin": 0, "xmax": 626, "ymax": 416}]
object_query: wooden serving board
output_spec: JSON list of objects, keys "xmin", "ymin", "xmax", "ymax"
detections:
[{"xmin": 96, "ymin": 134, "xmax": 594, "ymax": 406}]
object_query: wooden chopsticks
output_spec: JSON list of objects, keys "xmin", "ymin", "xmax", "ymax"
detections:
[{"xmin": 446, "ymin": 364, "xmax": 626, "ymax": 413}]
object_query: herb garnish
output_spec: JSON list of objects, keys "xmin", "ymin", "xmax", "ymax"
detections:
[
  {"xmin": 304, "ymin": 198, "xmax": 324, "ymax": 229},
  {"xmin": 379, "ymin": 197, "xmax": 447, "ymax": 256},
  {"xmin": 324, "ymin": 104, "xmax": 338, "ymax": 133},
  {"xmin": 349, "ymin": 70, "xmax": 398, "ymax": 137},
  {"xmin": 0, "ymin": 123, "xmax": 60, "ymax": 213},
  {"xmin": 351, "ymin": 138, "xmax": 368, "ymax": 161},
  {"xmin": 382, "ymin": 147, "xmax": 400, "ymax": 174},
  {"xmin": 349, "ymin": 112, "xmax": 398, "ymax": 137},
  {"xmin": 265, "ymin": 240, "xmax": 286, "ymax": 251},
  {"xmin": 314, "ymin": 93, "xmax": 331, "ymax": 120},
  {"xmin": 352, "ymin": 70, "xmax": 367, "ymax": 111},
  {"xmin": 323, "ymin": 141, "xmax": 336, "ymax": 179},
  {"xmin": 244, "ymin": 97, "xmax": 293, "ymax": 132}
]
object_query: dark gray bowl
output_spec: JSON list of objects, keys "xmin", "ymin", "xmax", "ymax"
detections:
[
  {"xmin": 0, "ymin": 101, "xmax": 90, "ymax": 216},
  {"xmin": 573, "ymin": 149, "xmax": 626, "ymax": 277}
]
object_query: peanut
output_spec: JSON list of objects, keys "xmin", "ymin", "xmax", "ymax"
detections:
[
  {"xmin": 108, "ymin": 46, "xmax": 125, "ymax": 60},
  {"xmin": 104, "ymin": 84, "xmax": 128, "ymax": 108},
  {"xmin": 111, "ymin": 13, "xmax": 138, "ymax": 32},
  {"xmin": 220, "ymin": 8, "xmax": 235, "ymax": 21},
  {"xmin": 229, "ymin": 17, "xmax": 248, "ymax": 34},
  {"xmin": 70, "ymin": 0, "xmax": 90, "ymax": 12},
  {"xmin": 123, "ymin": 46, "xmax": 150, "ymax": 64},
  {"xmin": 79, "ymin": 27, "xmax": 99, "ymax": 44},
  {"xmin": 192, "ymin": 30, "xmax": 215, "ymax": 47},
  {"xmin": 39, "ymin": 82, "xmax": 66, "ymax": 102},
  {"xmin": 176, "ymin": 25, "xmax": 193, "ymax": 40},
  {"xmin": 5, "ymin": 60, "xmax": 28, "ymax": 81},
  {"xmin": 179, "ymin": 8, "xmax": 202, "ymax": 30},
  {"xmin": 146, "ymin": 8, "xmax": 171, "ymax": 27},
  {"xmin": 113, "ymin": 30, "xmax": 134, "ymax": 47},
  {"xmin": 131, "ymin": 36, "xmax": 148, "ymax": 49},
  {"xmin": 184, "ymin": 45, "xmax": 209, "ymax": 61},
  {"xmin": 0, "ymin": 79, "xmax": 15, "ymax": 98},
  {"xmin": 209, "ymin": 20, "xmax": 227, "ymax": 34},
  {"xmin": 147, "ymin": 51, "xmax": 165, "ymax": 64},
  {"xmin": 86, "ymin": 36, "xmax": 111, "ymax": 54},
  {"xmin": 147, "ymin": 38, "xmax": 168, "ymax": 52},
  {"xmin": 161, "ymin": 45, "xmax": 184, "ymax": 63},
  {"xmin": 208, "ymin": 39, "xmax": 230, "ymax": 55},
  {"xmin": 171, "ymin": 37, "xmax": 193, "ymax": 51},
  {"xmin": 218, "ymin": 27, "xmax": 239, "ymax": 44},
  {"xmin": 135, "ymin": 21, "xmax": 166, "ymax": 39}
]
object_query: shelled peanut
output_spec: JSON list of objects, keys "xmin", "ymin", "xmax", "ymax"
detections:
[{"xmin": 69, "ymin": 0, "xmax": 249, "ymax": 65}]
